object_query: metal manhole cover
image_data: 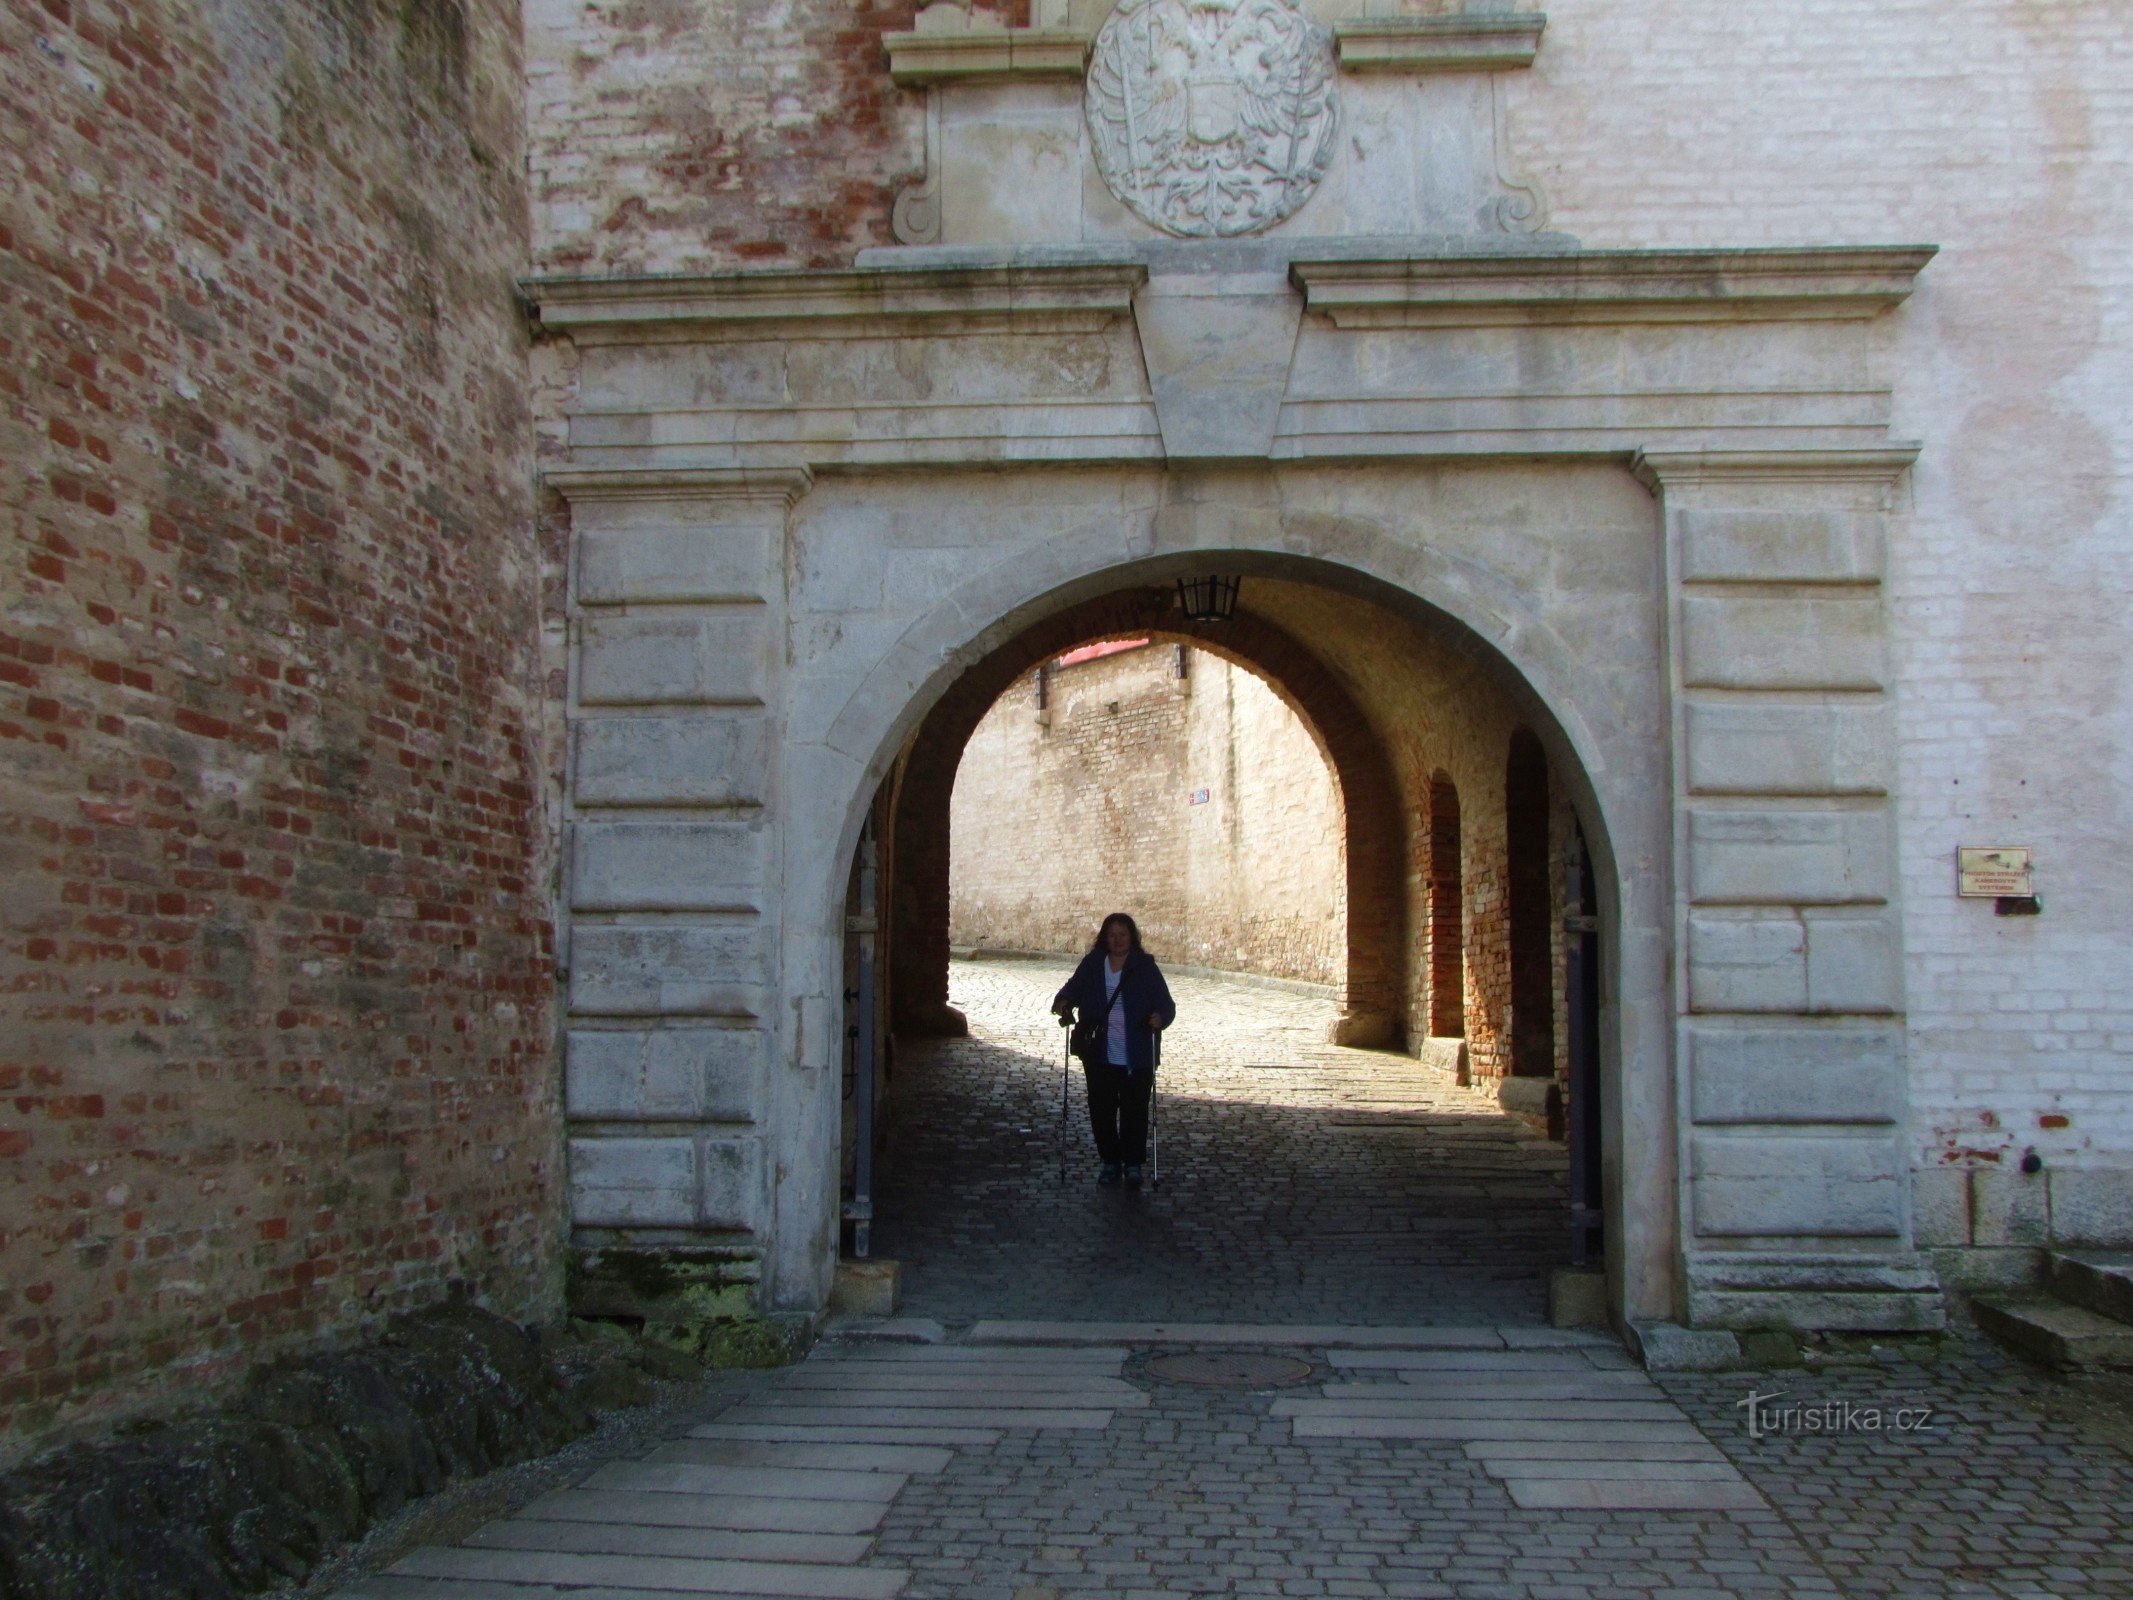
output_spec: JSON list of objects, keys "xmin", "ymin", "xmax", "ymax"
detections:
[{"xmin": 1147, "ymin": 1352, "xmax": 1314, "ymax": 1388}]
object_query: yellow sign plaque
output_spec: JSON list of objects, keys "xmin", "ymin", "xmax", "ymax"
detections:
[{"xmin": 1957, "ymin": 846, "xmax": 2033, "ymax": 899}]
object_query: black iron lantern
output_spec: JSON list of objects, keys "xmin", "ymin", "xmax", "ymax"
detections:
[{"xmin": 1175, "ymin": 574, "xmax": 1240, "ymax": 623}]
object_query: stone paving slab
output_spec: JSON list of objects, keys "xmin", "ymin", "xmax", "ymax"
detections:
[
  {"xmin": 518, "ymin": 1489, "xmax": 890, "ymax": 1537},
  {"xmin": 467, "ymin": 1522, "xmax": 876, "ymax": 1566},
  {"xmin": 1497, "ymin": 1327, "xmax": 1618, "ymax": 1349},
  {"xmin": 1320, "ymin": 1376, "xmax": 1660, "ymax": 1398},
  {"xmin": 1499, "ymin": 1477, "xmax": 1771, "ymax": 1512},
  {"xmin": 1463, "ymin": 1438, "xmax": 1732, "ymax": 1463},
  {"xmin": 1326, "ymin": 1349, "xmax": 1607, "ymax": 1371},
  {"xmin": 968, "ymin": 1319, "xmax": 1519, "ymax": 1348},
  {"xmin": 1290, "ymin": 1415, "xmax": 1713, "ymax": 1441},
  {"xmin": 737, "ymin": 1386, "xmax": 1147, "ymax": 1410},
  {"xmin": 686, "ymin": 1424, "xmax": 1002, "ymax": 1448},
  {"xmin": 803, "ymin": 1359, "xmax": 1130, "ymax": 1380},
  {"xmin": 644, "ymin": 1441, "xmax": 956, "ymax": 1475},
  {"xmin": 805, "ymin": 1350, "xmax": 1132, "ymax": 1368},
  {"xmin": 818, "ymin": 1319, "xmax": 950, "ymax": 1344},
  {"xmin": 713, "ymin": 1405, "xmax": 1114, "ymax": 1431},
  {"xmin": 778, "ymin": 1370, "xmax": 1135, "ymax": 1392},
  {"xmin": 341, "ymin": 1581, "xmax": 813, "ymax": 1600},
  {"xmin": 388, "ymin": 1547, "xmax": 909, "ymax": 1599},
  {"xmin": 1274, "ymin": 1397, "xmax": 1685, "ymax": 1421},
  {"xmin": 582, "ymin": 1463, "xmax": 908, "ymax": 1503},
  {"xmin": 1466, "ymin": 1458, "xmax": 1744, "ymax": 1482}
]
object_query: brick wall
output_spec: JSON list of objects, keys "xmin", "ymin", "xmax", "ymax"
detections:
[
  {"xmin": 0, "ymin": 0, "xmax": 558, "ymax": 1456},
  {"xmin": 949, "ymin": 643, "xmax": 1345, "ymax": 984},
  {"xmin": 527, "ymin": 0, "xmax": 1024, "ymax": 275}
]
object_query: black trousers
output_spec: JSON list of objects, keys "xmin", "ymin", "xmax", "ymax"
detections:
[{"xmin": 1083, "ymin": 1061, "xmax": 1153, "ymax": 1165}]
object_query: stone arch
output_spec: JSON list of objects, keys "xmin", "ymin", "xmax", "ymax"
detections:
[
  {"xmin": 885, "ymin": 584, "xmax": 1406, "ymax": 1049},
  {"xmin": 814, "ymin": 515, "xmax": 1632, "ymax": 842},
  {"xmin": 1504, "ymin": 726, "xmax": 1554, "ymax": 1079},
  {"xmin": 791, "ymin": 528, "xmax": 1673, "ymax": 1324},
  {"xmin": 1426, "ymin": 770, "xmax": 1464, "ymax": 1041}
]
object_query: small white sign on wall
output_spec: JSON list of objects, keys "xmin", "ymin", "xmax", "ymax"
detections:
[{"xmin": 1956, "ymin": 846, "xmax": 2033, "ymax": 898}]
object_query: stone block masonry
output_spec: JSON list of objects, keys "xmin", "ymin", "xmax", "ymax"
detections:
[{"xmin": 0, "ymin": 0, "xmax": 557, "ymax": 1457}]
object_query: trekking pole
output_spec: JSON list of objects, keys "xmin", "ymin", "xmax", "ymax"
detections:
[
  {"xmin": 1149, "ymin": 1029, "xmax": 1161, "ymax": 1192},
  {"xmin": 1059, "ymin": 1014, "xmax": 1071, "ymax": 1186}
]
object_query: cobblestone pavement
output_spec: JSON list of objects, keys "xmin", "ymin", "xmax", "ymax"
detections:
[
  {"xmin": 339, "ymin": 959, "xmax": 2133, "ymax": 1600},
  {"xmin": 867, "ymin": 1335, "xmax": 2133, "ymax": 1600},
  {"xmin": 1660, "ymin": 1347, "xmax": 2133, "ymax": 1599},
  {"xmin": 871, "ymin": 959, "xmax": 1572, "ymax": 1326},
  {"xmin": 342, "ymin": 1330, "xmax": 2133, "ymax": 1600}
]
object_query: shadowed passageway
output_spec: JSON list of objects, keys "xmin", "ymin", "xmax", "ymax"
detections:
[{"xmin": 871, "ymin": 959, "xmax": 1572, "ymax": 1326}]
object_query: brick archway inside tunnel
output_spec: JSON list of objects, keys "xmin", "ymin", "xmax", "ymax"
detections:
[{"xmin": 884, "ymin": 585, "xmax": 1408, "ymax": 1053}]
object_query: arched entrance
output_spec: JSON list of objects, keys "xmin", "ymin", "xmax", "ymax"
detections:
[
  {"xmin": 829, "ymin": 557, "xmax": 1634, "ymax": 1325},
  {"xmin": 543, "ymin": 243, "xmax": 1934, "ymax": 1340},
  {"xmin": 796, "ymin": 518, "xmax": 1664, "ymax": 1326}
]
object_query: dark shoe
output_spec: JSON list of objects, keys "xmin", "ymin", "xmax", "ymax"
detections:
[
  {"xmin": 1097, "ymin": 1163, "xmax": 1121, "ymax": 1187},
  {"xmin": 1123, "ymin": 1163, "xmax": 1144, "ymax": 1188}
]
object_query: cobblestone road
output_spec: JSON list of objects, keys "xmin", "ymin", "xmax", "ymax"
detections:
[
  {"xmin": 867, "ymin": 1334, "xmax": 2133, "ymax": 1600},
  {"xmin": 871, "ymin": 959, "xmax": 1571, "ymax": 1326},
  {"xmin": 345, "ymin": 1329, "xmax": 2133, "ymax": 1600},
  {"xmin": 340, "ymin": 960, "xmax": 2133, "ymax": 1600}
]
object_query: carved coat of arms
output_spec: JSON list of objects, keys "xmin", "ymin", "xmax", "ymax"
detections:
[{"xmin": 1086, "ymin": 0, "xmax": 1340, "ymax": 239}]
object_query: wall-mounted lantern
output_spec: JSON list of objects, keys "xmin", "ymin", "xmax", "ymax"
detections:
[{"xmin": 1175, "ymin": 574, "xmax": 1241, "ymax": 623}]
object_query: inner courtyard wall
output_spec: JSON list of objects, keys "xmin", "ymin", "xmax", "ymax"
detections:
[
  {"xmin": 0, "ymin": 0, "xmax": 558, "ymax": 1455},
  {"xmin": 949, "ymin": 642, "xmax": 1346, "ymax": 985}
]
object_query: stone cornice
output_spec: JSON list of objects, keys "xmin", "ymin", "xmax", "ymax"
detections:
[
  {"xmin": 1333, "ymin": 13, "xmax": 1546, "ymax": 73},
  {"xmin": 884, "ymin": 25, "xmax": 1089, "ymax": 84},
  {"xmin": 1632, "ymin": 448, "xmax": 1922, "ymax": 493},
  {"xmin": 522, "ymin": 263, "xmax": 1149, "ymax": 343},
  {"xmin": 543, "ymin": 466, "xmax": 815, "ymax": 506},
  {"xmin": 1291, "ymin": 246, "xmax": 1938, "ymax": 328},
  {"xmin": 883, "ymin": 8, "xmax": 1543, "ymax": 84}
]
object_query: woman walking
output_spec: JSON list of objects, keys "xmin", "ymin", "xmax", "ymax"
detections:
[{"xmin": 1053, "ymin": 912, "xmax": 1176, "ymax": 1189}]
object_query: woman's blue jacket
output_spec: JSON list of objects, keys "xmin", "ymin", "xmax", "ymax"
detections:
[{"xmin": 1052, "ymin": 947, "xmax": 1177, "ymax": 1074}]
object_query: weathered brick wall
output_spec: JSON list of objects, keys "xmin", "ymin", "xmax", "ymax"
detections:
[
  {"xmin": 950, "ymin": 644, "xmax": 1345, "ymax": 984},
  {"xmin": 527, "ymin": 0, "xmax": 1024, "ymax": 275},
  {"xmin": 0, "ymin": 0, "xmax": 558, "ymax": 1456}
]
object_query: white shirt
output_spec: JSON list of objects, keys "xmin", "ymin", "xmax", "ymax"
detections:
[{"xmin": 1104, "ymin": 960, "xmax": 1129, "ymax": 1066}]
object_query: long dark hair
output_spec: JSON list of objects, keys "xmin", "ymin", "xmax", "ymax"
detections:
[{"xmin": 1088, "ymin": 911, "xmax": 1145, "ymax": 956}]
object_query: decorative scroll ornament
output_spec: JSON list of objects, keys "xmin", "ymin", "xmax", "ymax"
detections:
[{"xmin": 1086, "ymin": 0, "xmax": 1339, "ymax": 239}]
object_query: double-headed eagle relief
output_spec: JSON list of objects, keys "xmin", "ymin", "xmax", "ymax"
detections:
[{"xmin": 1087, "ymin": 0, "xmax": 1340, "ymax": 238}]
